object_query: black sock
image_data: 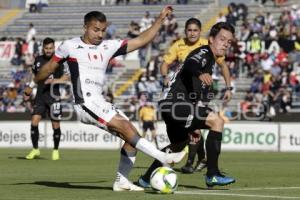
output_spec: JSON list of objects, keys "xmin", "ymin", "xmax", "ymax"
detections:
[
  {"xmin": 53, "ymin": 128, "xmax": 61, "ymax": 150},
  {"xmin": 205, "ymin": 130, "xmax": 222, "ymax": 177},
  {"xmin": 31, "ymin": 125, "xmax": 39, "ymax": 149},
  {"xmin": 186, "ymin": 141, "xmax": 199, "ymax": 166},
  {"xmin": 197, "ymin": 137, "xmax": 205, "ymax": 162},
  {"xmin": 142, "ymin": 142, "xmax": 186, "ymax": 182},
  {"xmin": 142, "ymin": 160, "xmax": 163, "ymax": 182},
  {"xmin": 142, "ymin": 145, "xmax": 171, "ymax": 182}
]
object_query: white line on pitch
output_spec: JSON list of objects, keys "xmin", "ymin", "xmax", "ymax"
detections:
[
  {"xmin": 231, "ymin": 186, "xmax": 300, "ymax": 191},
  {"xmin": 175, "ymin": 191, "xmax": 300, "ymax": 199}
]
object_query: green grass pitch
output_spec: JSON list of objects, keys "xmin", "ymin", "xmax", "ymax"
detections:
[{"xmin": 0, "ymin": 149, "xmax": 300, "ymax": 200}]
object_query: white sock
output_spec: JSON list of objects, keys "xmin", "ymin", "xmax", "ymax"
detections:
[
  {"xmin": 135, "ymin": 138, "xmax": 165, "ymax": 163},
  {"xmin": 115, "ymin": 148, "xmax": 136, "ymax": 183}
]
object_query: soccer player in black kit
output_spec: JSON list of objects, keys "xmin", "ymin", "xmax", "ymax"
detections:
[
  {"xmin": 138, "ymin": 22, "xmax": 236, "ymax": 187},
  {"xmin": 24, "ymin": 37, "xmax": 69, "ymax": 160}
]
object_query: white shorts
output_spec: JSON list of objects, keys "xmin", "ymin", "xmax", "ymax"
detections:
[{"xmin": 73, "ymin": 100, "xmax": 128, "ymax": 130}]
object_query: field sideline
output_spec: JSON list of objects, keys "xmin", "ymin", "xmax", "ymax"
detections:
[{"xmin": 0, "ymin": 149, "xmax": 300, "ymax": 200}]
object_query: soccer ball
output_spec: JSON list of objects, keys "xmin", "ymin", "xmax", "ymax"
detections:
[{"xmin": 150, "ymin": 166, "xmax": 178, "ymax": 194}]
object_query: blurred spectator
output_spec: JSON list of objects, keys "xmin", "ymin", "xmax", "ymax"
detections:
[
  {"xmin": 138, "ymin": 102, "xmax": 158, "ymax": 147},
  {"xmin": 116, "ymin": 0, "xmax": 130, "ymax": 5},
  {"xmin": 248, "ymin": 34, "xmax": 263, "ymax": 53},
  {"xmin": 146, "ymin": 76, "xmax": 160, "ymax": 101},
  {"xmin": 127, "ymin": 21, "xmax": 140, "ymax": 39},
  {"xmin": 254, "ymin": 10, "xmax": 265, "ymax": 26},
  {"xmin": 216, "ymin": 12, "xmax": 227, "ymax": 23},
  {"xmin": 136, "ymin": 73, "xmax": 148, "ymax": 98},
  {"xmin": 226, "ymin": 3, "xmax": 238, "ymax": 26},
  {"xmin": 139, "ymin": 11, "xmax": 154, "ymax": 32},
  {"xmin": 0, "ymin": 101, "xmax": 5, "ymax": 112},
  {"xmin": 177, "ymin": 0, "xmax": 188, "ymax": 4},
  {"xmin": 237, "ymin": 3, "xmax": 248, "ymax": 21},
  {"xmin": 236, "ymin": 23, "xmax": 251, "ymax": 41},
  {"xmin": 7, "ymin": 83, "xmax": 18, "ymax": 102},
  {"xmin": 138, "ymin": 11, "xmax": 154, "ymax": 68},
  {"xmin": 11, "ymin": 37, "xmax": 24, "ymax": 66},
  {"xmin": 106, "ymin": 21, "xmax": 118, "ymax": 39},
  {"xmin": 261, "ymin": 53, "xmax": 274, "ymax": 71},
  {"xmin": 250, "ymin": 18, "xmax": 263, "ymax": 34},
  {"xmin": 26, "ymin": 0, "xmax": 48, "ymax": 13},
  {"xmin": 265, "ymin": 12, "xmax": 275, "ymax": 27},
  {"xmin": 27, "ymin": 37, "xmax": 39, "ymax": 58},
  {"xmin": 146, "ymin": 56, "xmax": 159, "ymax": 78},
  {"xmin": 143, "ymin": 0, "xmax": 161, "ymax": 5},
  {"xmin": 163, "ymin": 14, "xmax": 178, "ymax": 37},
  {"xmin": 26, "ymin": 23, "xmax": 37, "ymax": 43}
]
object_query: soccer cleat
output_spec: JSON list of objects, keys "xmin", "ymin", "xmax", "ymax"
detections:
[
  {"xmin": 194, "ymin": 160, "xmax": 207, "ymax": 172},
  {"xmin": 113, "ymin": 180, "xmax": 144, "ymax": 192},
  {"xmin": 137, "ymin": 176, "xmax": 151, "ymax": 188},
  {"xmin": 181, "ymin": 164, "xmax": 194, "ymax": 174},
  {"xmin": 52, "ymin": 150, "xmax": 60, "ymax": 161},
  {"xmin": 205, "ymin": 173, "xmax": 235, "ymax": 187},
  {"xmin": 164, "ymin": 151, "xmax": 186, "ymax": 166},
  {"xmin": 25, "ymin": 149, "xmax": 40, "ymax": 160}
]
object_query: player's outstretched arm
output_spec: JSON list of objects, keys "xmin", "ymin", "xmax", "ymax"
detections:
[
  {"xmin": 219, "ymin": 61, "xmax": 231, "ymax": 88},
  {"xmin": 126, "ymin": 6, "xmax": 173, "ymax": 53},
  {"xmin": 34, "ymin": 59, "xmax": 59, "ymax": 83},
  {"xmin": 219, "ymin": 61, "xmax": 232, "ymax": 102},
  {"xmin": 44, "ymin": 74, "xmax": 70, "ymax": 85}
]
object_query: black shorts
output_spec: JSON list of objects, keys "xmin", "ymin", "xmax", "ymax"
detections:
[
  {"xmin": 32, "ymin": 95, "xmax": 62, "ymax": 121},
  {"xmin": 142, "ymin": 121, "xmax": 155, "ymax": 132},
  {"xmin": 159, "ymin": 100, "xmax": 212, "ymax": 144}
]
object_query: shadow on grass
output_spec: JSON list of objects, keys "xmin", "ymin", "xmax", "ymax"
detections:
[
  {"xmin": 13, "ymin": 181, "xmax": 111, "ymax": 190},
  {"xmin": 178, "ymin": 184, "xmax": 229, "ymax": 190},
  {"xmin": 9, "ymin": 156, "xmax": 48, "ymax": 160}
]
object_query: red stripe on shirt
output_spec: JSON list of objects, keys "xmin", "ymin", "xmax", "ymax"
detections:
[
  {"xmin": 52, "ymin": 55, "xmax": 62, "ymax": 62},
  {"xmin": 68, "ymin": 57, "xmax": 77, "ymax": 62},
  {"xmin": 121, "ymin": 39, "xmax": 128, "ymax": 47},
  {"xmin": 98, "ymin": 117, "xmax": 107, "ymax": 125}
]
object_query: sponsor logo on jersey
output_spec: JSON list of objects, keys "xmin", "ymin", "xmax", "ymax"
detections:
[
  {"xmin": 103, "ymin": 44, "xmax": 108, "ymax": 50},
  {"xmin": 76, "ymin": 45, "xmax": 84, "ymax": 49},
  {"xmin": 201, "ymin": 58, "xmax": 207, "ymax": 67},
  {"xmin": 185, "ymin": 114, "xmax": 194, "ymax": 128},
  {"xmin": 85, "ymin": 78, "xmax": 103, "ymax": 87}
]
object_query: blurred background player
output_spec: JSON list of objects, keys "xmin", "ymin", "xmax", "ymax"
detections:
[
  {"xmin": 138, "ymin": 101, "xmax": 158, "ymax": 148},
  {"xmin": 24, "ymin": 37, "xmax": 70, "ymax": 160},
  {"xmin": 160, "ymin": 17, "xmax": 228, "ymax": 174}
]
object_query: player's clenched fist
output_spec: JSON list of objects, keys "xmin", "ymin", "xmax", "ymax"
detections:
[{"xmin": 159, "ymin": 6, "xmax": 173, "ymax": 20}]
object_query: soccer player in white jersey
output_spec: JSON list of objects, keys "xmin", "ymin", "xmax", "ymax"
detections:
[{"xmin": 34, "ymin": 7, "xmax": 186, "ymax": 192}]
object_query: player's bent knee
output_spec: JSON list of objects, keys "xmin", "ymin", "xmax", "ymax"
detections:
[{"xmin": 111, "ymin": 119, "xmax": 136, "ymax": 136}]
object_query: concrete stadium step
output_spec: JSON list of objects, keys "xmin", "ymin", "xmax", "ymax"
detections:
[
  {"xmin": 0, "ymin": 0, "xmax": 213, "ymax": 39},
  {"xmin": 43, "ymin": 4, "xmax": 209, "ymax": 10},
  {"xmin": 47, "ymin": 0, "xmax": 214, "ymax": 6}
]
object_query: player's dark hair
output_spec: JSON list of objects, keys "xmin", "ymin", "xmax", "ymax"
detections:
[
  {"xmin": 43, "ymin": 37, "xmax": 55, "ymax": 46},
  {"xmin": 84, "ymin": 11, "xmax": 106, "ymax": 25},
  {"xmin": 185, "ymin": 18, "xmax": 202, "ymax": 30},
  {"xmin": 209, "ymin": 22, "xmax": 235, "ymax": 37}
]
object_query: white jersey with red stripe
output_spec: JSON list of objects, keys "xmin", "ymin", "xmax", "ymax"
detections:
[
  {"xmin": 53, "ymin": 37, "xmax": 128, "ymax": 128},
  {"xmin": 54, "ymin": 37, "xmax": 127, "ymax": 104}
]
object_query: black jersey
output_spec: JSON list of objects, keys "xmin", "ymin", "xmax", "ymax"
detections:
[
  {"xmin": 161, "ymin": 45, "xmax": 216, "ymax": 104},
  {"xmin": 32, "ymin": 55, "xmax": 64, "ymax": 99}
]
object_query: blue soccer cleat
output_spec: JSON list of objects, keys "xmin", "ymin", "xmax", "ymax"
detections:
[
  {"xmin": 205, "ymin": 173, "xmax": 235, "ymax": 187},
  {"xmin": 137, "ymin": 176, "xmax": 151, "ymax": 188}
]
